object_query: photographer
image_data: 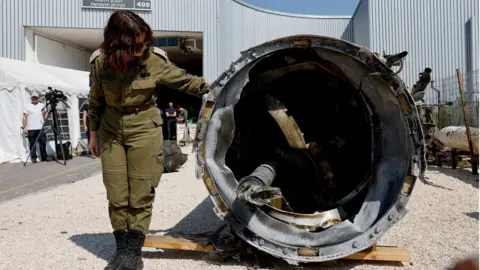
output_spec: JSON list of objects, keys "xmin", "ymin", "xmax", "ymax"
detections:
[{"xmin": 23, "ymin": 91, "xmax": 50, "ymax": 163}]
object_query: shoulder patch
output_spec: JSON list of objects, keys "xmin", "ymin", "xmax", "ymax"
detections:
[
  {"xmin": 89, "ymin": 49, "xmax": 102, "ymax": 64},
  {"xmin": 151, "ymin": 47, "xmax": 169, "ymax": 62}
]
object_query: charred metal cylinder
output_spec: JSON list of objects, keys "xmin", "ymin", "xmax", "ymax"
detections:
[
  {"xmin": 411, "ymin": 68, "xmax": 433, "ymax": 102},
  {"xmin": 236, "ymin": 160, "xmax": 282, "ymax": 207},
  {"xmin": 194, "ymin": 35, "xmax": 426, "ymax": 264}
]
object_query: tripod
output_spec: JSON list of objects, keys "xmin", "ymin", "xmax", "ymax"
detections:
[{"xmin": 24, "ymin": 101, "xmax": 68, "ymax": 166}]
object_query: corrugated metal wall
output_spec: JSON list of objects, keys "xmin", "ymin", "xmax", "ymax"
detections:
[
  {"xmin": 362, "ymin": 0, "xmax": 479, "ymax": 104},
  {"xmin": 473, "ymin": 16, "xmax": 479, "ymax": 73},
  {"xmin": 352, "ymin": 0, "xmax": 370, "ymax": 48},
  {"xmin": 0, "ymin": 0, "xmax": 352, "ymax": 82},
  {"xmin": 466, "ymin": 15, "xmax": 479, "ymax": 72},
  {"xmin": 218, "ymin": 0, "xmax": 353, "ymax": 71}
]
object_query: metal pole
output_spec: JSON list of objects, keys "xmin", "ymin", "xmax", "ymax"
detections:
[
  {"xmin": 437, "ymin": 90, "xmax": 441, "ymax": 127},
  {"xmin": 456, "ymin": 69, "xmax": 476, "ymax": 173},
  {"xmin": 431, "ymin": 81, "xmax": 441, "ymax": 128}
]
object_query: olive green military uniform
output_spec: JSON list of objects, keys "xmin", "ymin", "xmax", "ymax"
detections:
[{"xmin": 88, "ymin": 47, "xmax": 208, "ymax": 234}]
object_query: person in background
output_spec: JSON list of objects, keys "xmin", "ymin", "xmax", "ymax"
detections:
[
  {"xmin": 177, "ymin": 105, "xmax": 190, "ymax": 145},
  {"xmin": 88, "ymin": 10, "xmax": 209, "ymax": 270},
  {"xmin": 23, "ymin": 91, "xmax": 50, "ymax": 163},
  {"xmin": 82, "ymin": 103, "xmax": 95, "ymax": 158},
  {"xmin": 176, "ymin": 105, "xmax": 188, "ymax": 124},
  {"xmin": 165, "ymin": 102, "xmax": 177, "ymax": 141}
]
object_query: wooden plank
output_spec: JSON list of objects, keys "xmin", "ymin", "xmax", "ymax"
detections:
[
  {"xmin": 144, "ymin": 234, "xmax": 409, "ymax": 264},
  {"xmin": 144, "ymin": 235, "xmax": 214, "ymax": 252},
  {"xmin": 341, "ymin": 246, "xmax": 410, "ymax": 262}
]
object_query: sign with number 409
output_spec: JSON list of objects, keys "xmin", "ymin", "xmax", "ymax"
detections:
[
  {"xmin": 136, "ymin": 1, "xmax": 151, "ymax": 8},
  {"xmin": 82, "ymin": 0, "xmax": 151, "ymax": 11}
]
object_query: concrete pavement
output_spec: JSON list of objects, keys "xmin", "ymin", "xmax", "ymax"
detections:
[{"xmin": 0, "ymin": 156, "xmax": 101, "ymax": 203}]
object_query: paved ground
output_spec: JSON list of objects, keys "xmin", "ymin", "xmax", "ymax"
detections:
[
  {"xmin": 0, "ymin": 144, "xmax": 478, "ymax": 269},
  {"xmin": 0, "ymin": 123, "xmax": 194, "ymax": 203},
  {"xmin": 0, "ymin": 156, "xmax": 101, "ymax": 203}
]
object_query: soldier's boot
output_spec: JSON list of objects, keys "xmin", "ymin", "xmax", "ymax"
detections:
[
  {"xmin": 104, "ymin": 229, "xmax": 128, "ymax": 270},
  {"xmin": 118, "ymin": 230, "xmax": 145, "ymax": 270}
]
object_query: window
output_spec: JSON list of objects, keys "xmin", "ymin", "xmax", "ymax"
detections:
[{"xmin": 153, "ymin": 37, "xmax": 178, "ymax": 47}]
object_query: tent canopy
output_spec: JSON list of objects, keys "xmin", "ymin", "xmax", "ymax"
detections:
[
  {"xmin": 0, "ymin": 57, "xmax": 89, "ymax": 96},
  {"xmin": 39, "ymin": 63, "xmax": 90, "ymax": 97},
  {"xmin": 0, "ymin": 57, "xmax": 90, "ymax": 164}
]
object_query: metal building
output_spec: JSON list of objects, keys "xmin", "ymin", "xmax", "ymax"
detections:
[
  {"xmin": 0, "ymin": 0, "xmax": 478, "ymax": 92},
  {"xmin": 353, "ymin": 0, "xmax": 479, "ymax": 105},
  {"xmin": 0, "ymin": 0, "xmax": 352, "ymax": 83}
]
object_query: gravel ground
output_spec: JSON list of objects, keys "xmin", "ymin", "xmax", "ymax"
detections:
[{"xmin": 0, "ymin": 145, "xmax": 478, "ymax": 270}]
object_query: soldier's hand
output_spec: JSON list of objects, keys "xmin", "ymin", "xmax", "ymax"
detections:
[
  {"xmin": 23, "ymin": 127, "xmax": 28, "ymax": 134},
  {"xmin": 89, "ymin": 132, "xmax": 100, "ymax": 157}
]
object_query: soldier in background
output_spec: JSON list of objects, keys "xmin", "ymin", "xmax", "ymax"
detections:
[{"xmin": 88, "ymin": 10, "xmax": 209, "ymax": 270}]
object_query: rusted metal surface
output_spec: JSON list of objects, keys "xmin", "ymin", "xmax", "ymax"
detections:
[
  {"xmin": 203, "ymin": 171, "xmax": 219, "ymax": 196},
  {"xmin": 266, "ymin": 95, "xmax": 307, "ymax": 150},
  {"xmin": 264, "ymin": 205, "xmax": 342, "ymax": 231},
  {"xmin": 298, "ymin": 247, "xmax": 320, "ymax": 257}
]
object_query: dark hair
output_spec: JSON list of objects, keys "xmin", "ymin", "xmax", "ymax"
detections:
[{"xmin": 100, "ymin": 10, "xmax": 153, "ymax": 73}]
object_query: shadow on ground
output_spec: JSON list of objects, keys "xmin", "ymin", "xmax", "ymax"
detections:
[
  {"xmin": 70, "ymin": 198, "xmax": 408, "ymax": 269},
  {"xmin": 70, "ymin": 232, "xmax": 113, "ymax": 261},
  {"xmin": 465, "ymin": 212, "xmax": 479, "ymax": 220},
  {"xmin": 427, "ymin": 165, "xmax": 479, "ymax": 189},
  {"xmin": 419, "ymin": 175, "xmax": 454, "ymax": 191}
]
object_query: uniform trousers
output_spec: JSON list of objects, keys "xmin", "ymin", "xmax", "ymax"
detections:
[{"xmin": 99, "ymin": 106, "xmax": 164, "ymax": 234}]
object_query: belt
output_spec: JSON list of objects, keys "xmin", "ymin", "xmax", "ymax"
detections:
[{"xmin": 108, "ymin": 104, "xmax": 153, "ymax": 114}]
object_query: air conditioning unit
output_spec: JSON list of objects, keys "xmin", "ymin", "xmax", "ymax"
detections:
[{"xmin": 180, "ymin": 38, "xmax": 201, "ymax": 53}]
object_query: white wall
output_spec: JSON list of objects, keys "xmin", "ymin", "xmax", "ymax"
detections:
[
  {"xmin": 24, "ymin": 28, "xmax": 35, "ymax": 63},
  {"xmin": 35, "ymin": 35, "xmax": 90, "ymax": 71}
]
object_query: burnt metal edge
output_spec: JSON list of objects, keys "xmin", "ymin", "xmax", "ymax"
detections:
[{"xmin": 194, "ymin": 35, "xmax": 426, "ymax": 263}]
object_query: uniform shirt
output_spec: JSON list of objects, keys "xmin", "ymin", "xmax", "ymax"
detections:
[
  {"xmin": 88, "ymin": 47, "xmax": 209, "ymax": 132},
  {"xmin": 24, "ymin": 102, "xmax": 45, "ymax": 130}
]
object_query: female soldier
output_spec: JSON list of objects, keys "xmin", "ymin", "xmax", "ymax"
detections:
[{"xmin": 88, "ymin": 11, "xmax": 209, "ymax": 270}]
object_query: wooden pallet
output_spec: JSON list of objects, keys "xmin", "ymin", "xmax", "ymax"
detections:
[
  {"xmin": 433, "ymin": 148, "xmax": 479, "ymax": 175},
  {"xmin": 143, "ymin": 234, "xmax": 410, "ymax": 264}
]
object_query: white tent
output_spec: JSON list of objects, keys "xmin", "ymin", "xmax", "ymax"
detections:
[{"xmin": 0, "ymin": 57, "xmax": 89, "ymax": 164}]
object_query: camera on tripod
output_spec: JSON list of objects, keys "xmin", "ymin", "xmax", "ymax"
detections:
[{"xmin": 45, "ymin": 87, "xmax": 68, "ymax": 109}]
